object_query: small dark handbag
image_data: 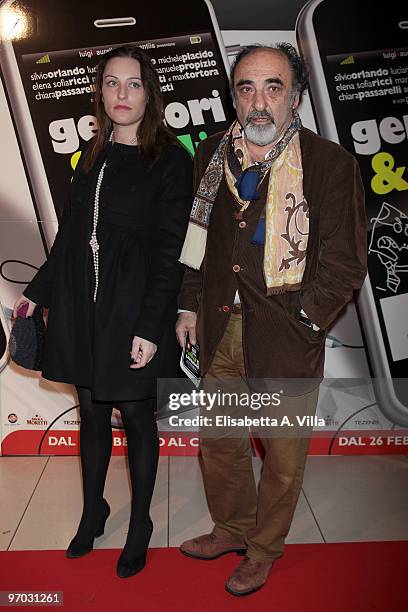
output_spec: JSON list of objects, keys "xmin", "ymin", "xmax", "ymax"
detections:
[{"xmin": 8, "ymin": 306, "xmax": 45, "ymax": 371}]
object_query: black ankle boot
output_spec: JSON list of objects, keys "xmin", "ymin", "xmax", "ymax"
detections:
[
  {"xmin": 66, "ymin": 498, "xmax": 110, "ymax": 559},
  {"xmin": 116, "ymin": 517, "xmax": 153, "ymax": 578}
]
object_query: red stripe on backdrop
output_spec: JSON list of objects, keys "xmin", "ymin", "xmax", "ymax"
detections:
[{"xmin": 2, "ymin": 429, "xmax": 408, "ymax": 456}]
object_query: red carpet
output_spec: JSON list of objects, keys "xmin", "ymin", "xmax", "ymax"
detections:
[{"xmin": 0, "ymin": 542, "xmax": 405, "ymax": 611}]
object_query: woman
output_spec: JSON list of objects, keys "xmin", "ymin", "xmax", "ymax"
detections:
[{"xmin": 13, "ymin": 46, "xmax": 193, "ymax": 578}]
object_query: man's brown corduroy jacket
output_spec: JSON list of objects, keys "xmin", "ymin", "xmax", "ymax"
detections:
[{"xmin": 178, "ymin": 127, "xmax": 367, "ymax": 381}]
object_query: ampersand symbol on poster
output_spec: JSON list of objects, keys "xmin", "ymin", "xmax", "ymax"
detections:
[{"xmin": 371, "ymin": 152, "xmax": 408, "ymax": 194}]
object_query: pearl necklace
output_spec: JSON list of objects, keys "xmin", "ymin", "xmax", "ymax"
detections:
[
  {"xmin": 111, "ymin": 131, "xmax": 138, "ymax": 146},
  {"xmin": 89, "ymin": 132, "xmax": 137, "ymax": 301},
  {"xmin": 89, "ymin": 159, "xmax": 106, "ymax": 302}
]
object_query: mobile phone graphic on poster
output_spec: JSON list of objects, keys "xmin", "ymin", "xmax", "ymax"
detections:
[
  {"xmin": 0, "ymin": 0, "xmax": 232, "ymax": 369},
  {"xmin": 297, "ymin": 0, "xmax": 408, "ymax": 424}
]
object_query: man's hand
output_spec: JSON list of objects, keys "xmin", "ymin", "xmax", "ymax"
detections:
[
  {"xmin": 176, "ymin": 311, "xmax": 197, "ymax": 347},
  {"xmin": 130, "ymin": 336, "xmax": 157, "ymax": 369},
  {"xmin": 13, "ymin": 295, "xmax": 36, "ymax": 318}
]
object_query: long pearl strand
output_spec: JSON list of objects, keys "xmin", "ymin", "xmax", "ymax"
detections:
[
  {"xmin": 89, "ymin": 132, "xmax": 114, "ymax": 302},
  {"xmin": 89, "ymin": 159, "xmax": 107, "ymax": 302},
  {"xmin": 89, "ymin": 131, "xmax": 138, "ymax": 301}
]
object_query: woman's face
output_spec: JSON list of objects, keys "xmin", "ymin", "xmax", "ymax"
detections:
[{"xmin": 101, "ymin": 56, "xmax": 147, "ymax": 135}]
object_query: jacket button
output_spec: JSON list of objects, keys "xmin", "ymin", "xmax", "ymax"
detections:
[
  {"xmin": 232, "ymin": 264, "xmax": 241, "ymax": 273},
  {"xmin": 222, "ymin": 305, "xmax": 230, "ymax": 312},
  {"xmin": 239, "ymin": 221, "xmax": 247, "ymax": 228}
]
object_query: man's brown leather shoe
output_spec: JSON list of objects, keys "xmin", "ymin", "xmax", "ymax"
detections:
[
  {"xmin": 225, "ymin": 556, "xmax": 274, "ymax": 596},
  {"xmin": 180, "ymin": 532, "xmax": 247, "ymax": 560}
]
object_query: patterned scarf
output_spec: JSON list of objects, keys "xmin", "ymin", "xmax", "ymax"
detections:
[{"xmin": 179, "ymin": 112, "xmax": 309, "ymax": 294}]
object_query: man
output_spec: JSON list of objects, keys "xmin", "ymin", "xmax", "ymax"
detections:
[{"xmin": 176, "ymin": 44, "xmax": 366, "ymax": 596}]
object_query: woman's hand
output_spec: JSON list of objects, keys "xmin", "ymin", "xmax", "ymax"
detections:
[
  {"xmin": 130, "ymin": 336, "xmax": 157, "ymax": 369},
  {"xmin": 13, "ymin": 295, "xmax": 37, "ymax": 318}
]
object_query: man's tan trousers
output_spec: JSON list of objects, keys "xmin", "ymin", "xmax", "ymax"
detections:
[{"xmin": 200, "ymin": 310, "xmax": 319, "ymax": 562}]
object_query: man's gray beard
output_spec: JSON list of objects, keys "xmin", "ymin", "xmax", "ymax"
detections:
[{"xmin": 244, "ymin": 121, "xmax": 277, "ymax": 146}]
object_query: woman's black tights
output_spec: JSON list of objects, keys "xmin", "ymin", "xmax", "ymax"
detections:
[{"xmin": 74, "ymin": 387, "xmax": 159, "ymax": 554}]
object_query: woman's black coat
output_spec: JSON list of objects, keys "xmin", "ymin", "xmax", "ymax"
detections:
[{"xmin": 24, "ymin": 142, "xmax": 193, "ymax": 401}]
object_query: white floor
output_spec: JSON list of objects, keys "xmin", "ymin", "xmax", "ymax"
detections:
[{"xmin": 1, "ymin": 453, "xmax": 408, "ymax": 552}]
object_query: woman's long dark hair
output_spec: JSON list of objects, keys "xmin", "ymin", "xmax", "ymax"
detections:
[{"xmin": 82, "ymin": 45, "xmax": 178, "ymax": 171}]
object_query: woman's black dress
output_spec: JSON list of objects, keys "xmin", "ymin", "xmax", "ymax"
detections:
[{"xmin": 24, "ymin": 142, "xmax": 193, "ymax": 401}]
